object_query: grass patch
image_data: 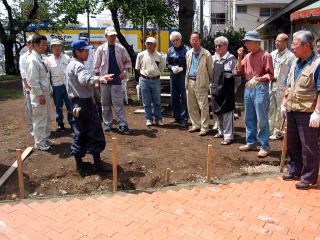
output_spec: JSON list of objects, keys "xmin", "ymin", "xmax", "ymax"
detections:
[
  {"xmin": 0, "ymin": 75, "xmax": 21, "ymax": 81},
  {"xmin": 3, "ymin": 125, "xmax": 14, "ymax": 131},
  {"xmin": 3, "ymin": 135, "xmax": 14, "ymax": 140},
  {"xmin": 0, "ymin": 89, "xmax": 23, "ymax": 99}
]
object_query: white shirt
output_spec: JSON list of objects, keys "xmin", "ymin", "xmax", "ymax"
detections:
[
  {"xmin": 19, "ymin": 51, "xmax": 32, "ymax": 79},
  {"xmin": 135, "ymin": 50, "xmax": 165, "ymax": 77},
  {"xmin": 45, "ymin": 54, "xmax": 70, "ymax": 86},
  {"xmin": 84, "ymin": 48, "xmax": 95, "ymax": 75},
  {"xmin": 26, "ymin": 50, "xmax": 50, "ymax": 96},
  {"xmin": 270, "ymin": 48, "xmax": 295, "ymax": 90}
]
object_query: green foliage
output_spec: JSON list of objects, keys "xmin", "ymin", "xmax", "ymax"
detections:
[
  {"xmin": 202, "ymin": 28, "xmax": 246, "ymax": 57},
  {"xmin": 106, "ymin": 0, "xmax": 178, "ymax": 29},
  {"xmin": 0, "ymin": 89, "xmax": 23, "ymax": 100},
  {"xmin": 0, "ymin": 75, "xmax": 21, "ymax": 81}
]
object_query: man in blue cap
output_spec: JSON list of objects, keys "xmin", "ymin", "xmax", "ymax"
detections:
[
  {"xmin": 65, "ymin": 40, "xmax": 114, "ymax": 176},
  {"xmin": 236, "ymin": 30, "xmax": 274, "ymax": 158}
]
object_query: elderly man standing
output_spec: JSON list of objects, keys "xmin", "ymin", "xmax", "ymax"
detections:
[
  {"xmin": 166, "ymin": 31, "xmax": 189, "ymax": 127},
  {"xmin": 93, "ymin": 26, "xmax": 133, "ymax": 134},
  {"xmin": 136, "ymin": 37, "xmax": 165, "ymax": 126},
  {"xmin": 281, "ymin": 30, "xmax": 320, "ymax": 190},
  {"xmin": 236, "ymin": 31, "xmax": 274, "ymax": 158},
  {"xmin": 269, "ymin": 33, "xmax": 295, "ymax": 140},
  {"xmin": 19, "ymin": 35, "xmax": 33, "ymax": 135},
  {"xmin": 45, "ymin": 39, "xmax": 73, "ymax": 132},
  {"xmin": 185, "ymin": 32, "xmax": 213, "ymax": 136},
  {"xmin": 26, "ymin": 34, "xmax": 53, "ymax": 151},
  {"xmin": 211, "ymin": 36, "xmax": 237, "ymax": 145}
]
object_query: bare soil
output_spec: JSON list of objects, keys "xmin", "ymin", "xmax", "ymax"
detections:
[{"xmin": 0, "ymin": 79, "xmax": 283, "ymax": 200}]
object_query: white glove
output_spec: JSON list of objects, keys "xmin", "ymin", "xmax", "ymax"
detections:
[
  {"xmin": 246, "ymin": 76, "xmax": 259, "ymax": 89},
  {"xmin": 171, "ymin": 66, "xmax": 179, "ymax": 74},
  {"xmin": 309, "ymin": 109, "xmax": 320, "ymax": 128},
  {"xmin": 280, "ymin": 104, "xmax": 287, "ymax": 119},
  {"xmin": 177, "ymin": 67, "xmax": 183, "ymax": 73}
]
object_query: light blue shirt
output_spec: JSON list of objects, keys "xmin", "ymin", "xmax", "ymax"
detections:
[{"xmin": 189, "ymin": 50, "xmax": 200, "ymax": 77}]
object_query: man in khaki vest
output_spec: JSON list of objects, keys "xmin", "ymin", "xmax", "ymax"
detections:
[{"xmin": 281, "ymin": 30, "xmax": 320, "ymax": 190}]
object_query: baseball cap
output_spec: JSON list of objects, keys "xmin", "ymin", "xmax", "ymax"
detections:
[
  {"xmin": 243, "ymin": 31, "xmax": 262, "ymax": 42},
  {"xmin": 105, "ymin": 26, "xmax": 117, "ymax": 36},
  {"xmin": 27, "ymin": 35, "xmax": 33, "ymax": 43},
  {"xmin": 146, "ymin": 37, "xmax": 156, "ymax": 44},
  {"xmin": 50, "ymin": 39, "xmax": 62, "ymax": 46},
  {"xmin": 71, "ymin": 40, "xmax": 93, "ymax": 50}
]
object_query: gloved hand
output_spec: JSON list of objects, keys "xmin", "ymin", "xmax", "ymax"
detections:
[
  {"xmin": 280, "ymin": 104, "xmax": 287, "ymax": 118},
  {"xmin": 177, "ymin": 67, "xmax": 183, "ymax": 73},
  {"xmin": 172, "ymin": 66, "xmax": 181, "ymax": 74},
  {"xmin": 246, "ymin": 76, "xmax": 259, "ymax": 89},
  {"xmin": 309, "ymin": 109, "xmax": 320, "ymax": 128}
]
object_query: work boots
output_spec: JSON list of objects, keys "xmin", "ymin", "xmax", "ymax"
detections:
[
  {"xmin": 92, "ymin": 153, "xmax": 112, "ymax": 172},
  {"xmin": 74, "ymin": 156, "xmax": 90, "ymax": 177}
]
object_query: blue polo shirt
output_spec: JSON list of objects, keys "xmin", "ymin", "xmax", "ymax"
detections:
[
  {"xmin": 284, "ymin": 52, "xmax": 320, "ymax": 91},
  {"xmin": 107, "ymin": 45, "xmax": 121, "ymax": 85},
  {"xmin": 189, "ymin": 49, "xmax": 200, "ymax": 77}
]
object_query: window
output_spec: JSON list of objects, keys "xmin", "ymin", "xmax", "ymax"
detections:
[
  {"xmin": 237, "ymin": 5, "xmax": 247, "ymax": 13},
  {"xmin": 260, "ymin": 8, "xmax": 270, "ymax": 17},
  {"xmin": 260, "ymin": 7, "xmax": 281, "ymax": 17},
  {"xmin": 211, "ymin": 13, "xmax": 226, "ymax": 24}
]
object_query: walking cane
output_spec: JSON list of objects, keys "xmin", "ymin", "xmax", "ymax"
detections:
[{"xmin": 279, "ymin": 117, "xmax": 287, "ymax": 172}]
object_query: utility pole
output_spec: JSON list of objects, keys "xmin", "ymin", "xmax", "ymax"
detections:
[
  {"xmin": 87, "ymin": 0, "xmax": 90, "ymax": 43},
  {"xmin": 200, "ymin": 0, "xmax": 203, "ymax": 37}
]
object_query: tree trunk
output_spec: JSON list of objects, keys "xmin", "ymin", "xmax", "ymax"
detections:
[
  {"xmin": 3, "ymin": 40, "xmax": 18, "ymax": 75},
  {"xmin": 178, "ymin": 0, "xmax": 195, "ymax": 45},
  {"xmin": 109, "ymin": 7, "xmax": 140, "ymax": 82}
]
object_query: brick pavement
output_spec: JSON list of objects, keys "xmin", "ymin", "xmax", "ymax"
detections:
[{"xmin": 0, "ymin": 177, "xmax": 320, "ymax": 240}]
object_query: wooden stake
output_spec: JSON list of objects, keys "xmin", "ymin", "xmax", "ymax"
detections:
[
  {"xmin": 0, "ymin": 147, "xmax": 33, "ymax": 187},
  {"xmin": 112, "ymin": 137, "xmax": 118, "ymax": 192},
  {"xmin": 280, "ymin": 127, "xmax": 287, "ymax": 173},
  {"xmin": 166, "ymin": 168, "xmax": 171, "ymax": 185},
  {"xmin": 207, "ymin": 145, "xmax": 213, "ymax": 183},
  {"xmin": 16, "ymin": 149, "xmax": 25, "ymax": 198}
]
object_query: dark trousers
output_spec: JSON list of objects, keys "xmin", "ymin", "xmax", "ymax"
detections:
[
  {"xmin": 287, "ymin": 111, "xmax": 320, "ymax": 184},
  {"xmin": 71, "ymin": 98, "xmax": 106, "ymax": 158},
  {"xmin": 170, "ymin": 72, "xmax": 188, "ymax": 122},
  {"xmin": 52, "ymin": 84, "xmax": 73, "ymax": 126}
]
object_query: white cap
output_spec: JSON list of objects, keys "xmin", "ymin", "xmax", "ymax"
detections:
[
  {"xmin": 146, "ymin": 37, "xmax": 156, "ymax": 44},
  {"xmin": 105, "ymin": 26, "xmax": 117, "ymax": 36},
  {"xmin": 50, "ymin": 39, "xmax": 63, "ymax": 46},
  {"xmin": 27, "ymin": 35, "xmax": 33, "ymax": 43}
]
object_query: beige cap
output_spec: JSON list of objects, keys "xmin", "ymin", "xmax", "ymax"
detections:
[
  {"xmin": 27, "ymin": 35, "xmax": 33, "ymax": 43},
  {"xmin": 105, "ymin": 26, "xmax": 117, "ymax": 36},
  {"xmin": 146, "ymin": 37, "xmax": 156, "ymax": 44},
  {"xmin": 50, "ymin": 39, "xmax": 63, "ymax": 46}
]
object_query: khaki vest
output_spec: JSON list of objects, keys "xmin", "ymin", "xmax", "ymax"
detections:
[{"xmin": 285, "ymin": 56, "xmax": 320, "ymax": 112}]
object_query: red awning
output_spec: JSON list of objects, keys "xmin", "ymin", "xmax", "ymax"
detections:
[{"xmin": 290, "ymin": 1, "xmax": 320, "ymax": 24}]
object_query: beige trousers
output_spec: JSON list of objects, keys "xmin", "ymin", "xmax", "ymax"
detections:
[
  {"xmin": 30, "ymin": 92, "xmax": 51, "ymax": 146},
  {"xmin": 187, "ymin": 80, "xmax": 209, "ymax": 131}
]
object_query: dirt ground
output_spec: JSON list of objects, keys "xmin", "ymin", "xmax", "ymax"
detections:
[{"xmin": 0, "ymin": 79, "xmax": 283, "ymax": 200}]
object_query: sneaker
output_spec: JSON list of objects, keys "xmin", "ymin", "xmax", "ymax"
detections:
[
  {"xmin": 146, "ymin": 120, "xmax": 153, "ymax": 126},
  {"xmin": 188, "ymin": 127, "xmax": 200, "ymax": 133},
  {"xmin": 295, "ymin": 181, "xmax": 317, "ymax": 190},
  {"xmin": 46, "ymin": 139, "xmax": 55, "ymax": 146},
  {"xmin": 119, "ymin": 125, "xmax": 133, "ymax": 135},
  {"xmin": 104, "ymin": 125, "xmax": 112, "ymax": 132},
  {"xmin": 169, "ymin": 119, "xmax": 181, "ymax": 124},
  {"xmin": 56, "ymin": 124, "xmax": 65, "ymax": 132},
  {"xmin": 155, "ymin": 120, "xmax": 164, "ymax": 126},
  {"xmin": 269, "ymin": 134, "xmax": 282, "ymax": 140},
  {"xmin": 181, "ymin": 121, "xmax": 188, "ymax": 128},
  {"xmin": 257, "ymin": 149, "xmax": 271, "ymax": 158},
  {"xmin": 199, "ymin": 130, "xmax": 208, "ymax": 136},
  {"xmin": 239, "ymin": 145, "xmax": 258, "ymax": 151},
  {"xmin": 282, "ymin": 174, "xmax": 300, "ymax": 181},
  {"xmin": 35, "ymin": 143, "xmax": 51, "ymax": 151}
]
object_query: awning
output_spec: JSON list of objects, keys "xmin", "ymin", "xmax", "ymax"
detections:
[{"xmin": 290, "ymin": 1, "xmax": 320, "ymax": 23}]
